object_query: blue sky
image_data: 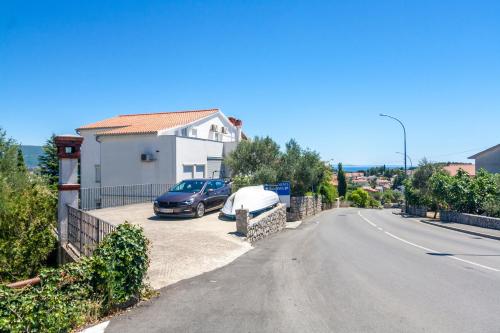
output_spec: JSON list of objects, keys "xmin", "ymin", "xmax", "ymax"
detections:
[{"xmin": 1, "ymin": 0, "xmax": 499, "ymax": 165}]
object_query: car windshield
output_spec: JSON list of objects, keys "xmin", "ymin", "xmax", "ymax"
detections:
[{"xmin": 169, "ymin": 180, "xmax": 206, "ymax": 193}]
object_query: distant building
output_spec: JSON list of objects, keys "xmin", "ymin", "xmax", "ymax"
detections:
[
  {"xmin": 468, "ymin": 144, "xmax": 500, "ymax": 174},
  {"xmin": 442, "ymin": 163, "xmax": 476, "ymax": 176},
  {"xmin": 345, "ymin": 172, "xmax": 364, "ymax": 179}
]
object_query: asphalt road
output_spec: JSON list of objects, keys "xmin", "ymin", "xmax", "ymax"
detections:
[{"xmin": 106, "ymin": 208, "xmax": 500, "ymax": 333}]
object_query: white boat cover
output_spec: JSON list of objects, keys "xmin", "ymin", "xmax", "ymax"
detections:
[{"xmin": 222, "ymin": 185, "xmax": 279, "ymax": 217}]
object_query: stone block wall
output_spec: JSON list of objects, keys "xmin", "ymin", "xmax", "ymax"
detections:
[
  {"xmin": 287, "ymin": 196, "xmax": 322, "ymax": 222},
  {"xmin": 405, "ymin": 205, "xmax": 427, "ymax": 217},
  {"xmin": 440, "ymin": 211, "xmax": 500, "ymax": 230},
  {"xmin": 322, "ymin": 201, "xmax": 335, "ymax": 210},
  {"xmin": 236, "ymin": 204, "xmax": 287, "ymax": 243}
]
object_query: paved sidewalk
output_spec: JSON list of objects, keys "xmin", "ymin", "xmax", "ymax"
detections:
[
  {"xmin": 417, "ymin": 218, "xmax": 500, "ymax": 241},
  {"xmin": 88, "ymin": 203, "xmax": 252, "ymax": 289}
]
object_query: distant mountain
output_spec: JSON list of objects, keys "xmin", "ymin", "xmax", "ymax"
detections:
[{"xmin": 20, "ymin": 145, "xmax": 43, "ymax": 170}]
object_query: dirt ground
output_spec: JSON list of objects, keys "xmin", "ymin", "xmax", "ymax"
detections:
[{"xmin": 88, "ymin": 203, "xmax": 252, "ymax": 289}]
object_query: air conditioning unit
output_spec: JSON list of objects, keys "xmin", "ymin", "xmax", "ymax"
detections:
[
  {"xmin": 141, "ymin": 153, "xmax": 156, "ymax": 162},
  {"xmin": 221, "ymin": 126, "xmax": 228, "ymax": 134},
  {"xmin": 210, "ymin": 124, "xmax": 219, "ymax": 132}
]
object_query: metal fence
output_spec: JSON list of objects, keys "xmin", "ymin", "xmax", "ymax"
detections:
[
  {"xmin": 67, "ymin": 205, "xmax": 116, "ymax": 257},
  {"xmin": 80, "ymin": 183, "xmax": 174, "ymax": 210}
]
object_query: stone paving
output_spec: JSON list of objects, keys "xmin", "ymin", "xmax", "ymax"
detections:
[{"xmin": 88, "ymin": 203, "xmax": 252, "ymax": 289}]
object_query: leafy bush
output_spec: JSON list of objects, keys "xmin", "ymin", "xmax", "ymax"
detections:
[
  {"xmin": 0, "ymin": 129, "xmax": 57, "ymax": 282},
  {"xmin": 230, "ymin": 175, "xmax": 254, "ymax": 192},
  {"xmin": 483, "ymin": 196, "xmax": 500, "ymax": 218},
  {"xmin": 368, "ymin": 198, "xmax": 381, "ymax": 208},
  {"xmin": 92, "ymin": 223, "xmax": 150, "ymax": 310},
  {"xmin": 0, "ymin": 223, "xmax": 150, "ymax": 333},
  {"xmin": 348, "ymin": 188, "xmax": 370, "ymax": 207},
  {"xmin": 0, "ymin": 260, "xmax": 97, "ymax": 333},
  {"xmin": 429, "ymin": 168, "xmax": 499, "ymax": 217},
  {"xmin": 318, "ymin": 182, "xmax": 338, "ymax": 204}
]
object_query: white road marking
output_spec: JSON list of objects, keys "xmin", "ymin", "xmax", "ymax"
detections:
[
  {"xmin": 358, "ymin": 211, "xmax": 500, "ymax": 273},
  {"xmin": 357, "ymin": 211, "xmax": 377, "ymax": 228}
]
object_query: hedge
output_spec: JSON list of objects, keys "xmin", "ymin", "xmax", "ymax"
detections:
[{"xmin": 0, "ymin": 223, "xmax": 150, "ymax": 333}]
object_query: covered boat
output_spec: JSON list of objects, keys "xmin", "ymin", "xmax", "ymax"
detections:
[{"xmin": 221, "ymin": 185, "xmax": 279, "ymax": 218}]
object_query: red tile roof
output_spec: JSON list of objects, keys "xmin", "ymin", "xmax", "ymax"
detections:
[
  {"xmin": 442, "ymin": 164, "xmax": 475, "ymax": 176},
  {"xmin": 77, "ymin": 109, "xmax": 219, "ymax": 136}
]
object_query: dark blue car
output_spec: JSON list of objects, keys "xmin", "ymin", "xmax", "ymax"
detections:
[{"xmin": 153, "ymin": 179, "xmax": 231, "ymax": 218}]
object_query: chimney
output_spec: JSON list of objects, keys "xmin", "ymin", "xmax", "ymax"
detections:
[
  {"xmin": 229, "ymin": 117, "xmax": 243, "ymax": 143},
  {"xmin": 236, "ymin": 119, "xmax": 243, "ymax": 143}
]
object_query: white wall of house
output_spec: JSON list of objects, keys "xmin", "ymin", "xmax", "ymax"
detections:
[
  {"xmin": 97, "ymin": 134, "xmax": 177, "ymax": 186},
  {"xmin": 175, "ymin": 136, "xmax": 224, "ymax": 182},
  {"xmin": 159, "ymin": 112, "xmax": 238, "ymax": 142},
  {"xmin": 78, "ymin": 111, "xmax": 241, "ymax": 187},
  {"xmin": 79, "ymin": 129, "xmax": 104, "ymax": 188}
]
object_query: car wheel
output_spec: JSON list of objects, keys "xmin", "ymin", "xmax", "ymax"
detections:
[{"xmin": 195, "ymin": 202, "xmax": 205, "ymax": 218}]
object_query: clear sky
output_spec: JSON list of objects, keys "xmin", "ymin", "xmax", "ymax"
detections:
[{"xmin": 1, "ymin": 0, "xmax": 499, "ymax": 165}]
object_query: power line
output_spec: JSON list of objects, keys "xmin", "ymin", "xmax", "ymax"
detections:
[{"xmin": 427, "ymin": 146, "xmax": 489, "ymax": 159}]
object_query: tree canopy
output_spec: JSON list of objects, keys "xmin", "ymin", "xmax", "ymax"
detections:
[
  {"xmin": 0, "ymin": 128, "xmax": 57, "ymax": 282},
  {"xmin": 38, "ymin": 134, "xmax": 59, "ymax": 186},
  {"xmin": 225, "ymin": 137, "xmax": 335, "ymax": 199}
]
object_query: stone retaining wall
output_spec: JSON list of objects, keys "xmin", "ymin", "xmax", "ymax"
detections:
[
  {"xmin": 322, "ymin": 202, "xmax": 335, "ymax": 210},
  {"xmin": 236, "ymin": 204, "xmax": 287, "ymax": 243},
  {"xmin": 287, "ymin": 196, "xmax": 322, "ymax": 221},
  {"xmin": 440, "ymin": 210, "xmax": 500, "ymax": 230},
  {"xmin": 405, "ymin": 205, "xmax": 427, "ymax": 217}
]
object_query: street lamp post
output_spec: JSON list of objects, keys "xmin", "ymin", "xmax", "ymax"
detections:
[
  {"xmin": 379, "ymin": 114, "xmax": 407, "ymax": 175},
  {"xmin": 380, "ymin": 113, "xmax": 408, "ymax": 214},
  {"xmin": 396, "ymin": 152, "xmax": 413, "ymax": 169}
]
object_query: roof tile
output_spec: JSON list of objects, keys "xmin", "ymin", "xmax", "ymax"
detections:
[{"xmin": 77, "ymin": 109, "xmax": 219, "ymax": 136}]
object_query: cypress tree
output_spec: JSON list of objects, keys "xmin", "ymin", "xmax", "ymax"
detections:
[
  {"xmin": 39, "ymin": 134, "xmax": 59, "ymax": 186},
  {"xmin": 337, "ymin": 162, "xmax": 347, "ymax": 197}
]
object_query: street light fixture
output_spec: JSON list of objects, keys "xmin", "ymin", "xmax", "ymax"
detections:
[
  {"xmin": 396, "ymin": 152, "xmax": 413, "ymax": 169},
  {"xmin": 379, "ymin": 113, "xmax": 407, "ymax": 176}
]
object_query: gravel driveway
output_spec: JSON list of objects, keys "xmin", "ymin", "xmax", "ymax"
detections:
[{"xmin": 87, "ymin": 203, "xmax": 252, "ymax": 289}]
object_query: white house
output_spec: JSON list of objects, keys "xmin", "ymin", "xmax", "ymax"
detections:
[{"xmin": 76, "ymin": 109, "xmax": 244, "ymax": 188}]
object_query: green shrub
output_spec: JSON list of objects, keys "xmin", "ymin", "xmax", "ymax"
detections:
[
  {"xmin": 0, "ymin": 260, "xmax": 97, "ymax": 333},
  {"xmin": 348, "ymin": 188, "xmax": 370, "ymax": 207},
  {"xmin": 0, "ymin": 223, "xmax": 150, "ymax": 333},
  {"xmin": 0, "ymin": 128, "xmax": 57, "ymax": 282},
  {"xmin": 318, "ymin": 182, "xmax": 338, "ymax": 204},
  {"xmin": 369, "ymin": 198, "xmax": 381, "ymax": 208},
  {"xmin": 230, "ymin": 175, "xmax": 254, "ymax": 192},
  {"xmin": 92, "ymin": 223, "xmax": 150, "ymax": 310},
  {"xmin": 483, "ymin": 197, "xmax": 500, "ymax": 218}
]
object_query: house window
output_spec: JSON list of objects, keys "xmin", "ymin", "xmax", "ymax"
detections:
[
  {"xmin": 195, "ymin": 165, "xmax": 205, "ymax": 178},
  {"xmin": 181, "ymin": 128, "xmax": 188, "ymax": 137},
  {"xmin": 183, "ymin": 165, "xmax": 194, "ymax": 179},
  {"xmin": 215, "ymin": 133, "xmax": 223, "ymax": 142},
  {"xmin": 95, "ymin": 165, "xmax": 101, "ymax": 183},
  {"xmin": 191, "ymin": 128, "xmax": 198, "ymax": 138}
]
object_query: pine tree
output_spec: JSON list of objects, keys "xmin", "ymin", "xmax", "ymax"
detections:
[
  {"xmin": 39, "ymin": 134, "xmax": 59, "ymax": 186},
  {"xmin": 337, "ymin": 162, "xmax": 347, "ymax": 197},
  {"xmin": 17, "ymin": 147, "xmax": 26, "ymax": 171}
]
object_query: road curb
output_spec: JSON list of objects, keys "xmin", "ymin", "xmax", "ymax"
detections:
[{"xmin": 417, "ymin": 219, "xmax": 500, "ymax": 241}]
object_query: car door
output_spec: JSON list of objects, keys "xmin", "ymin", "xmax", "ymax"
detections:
[
  {"xmin": 203, "ymin": 181, "xmax": 217, "ymax": 209},
  {"xmin": 214, "ymin": 180, "xmax": 229, "ymax": 207}
]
